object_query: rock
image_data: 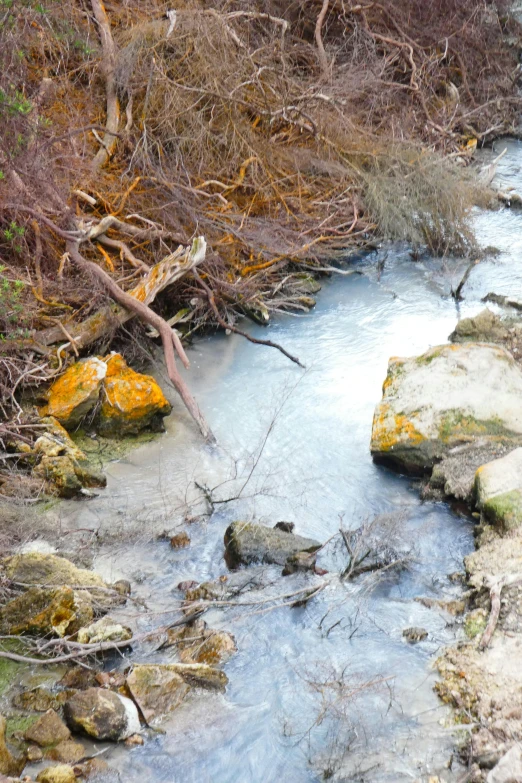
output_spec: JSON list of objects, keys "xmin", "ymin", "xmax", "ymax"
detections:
[
  {"xmin": 2, "ymin": 553, "xmax": 106, "ymax": 591},
  {"xmin": 97, "ymin": 354, "xmax": 172, "ymax": 436},
  {"xmin": 274, "ymin": 522, "xmax": 295, "ymax": 533},
  {"xmin": 64, "ymin": 688, "xmax": 140, "ymax": 742},
  {"xmin": 0, "ymin": 716, "xmax": 25, "ymax": 777},
  {"xmin": 112, "ymin": 580, "xmax": 131, "ymax": 596},
  {"xmin": 415, "ymin": 597, "xmax": 466, "ymax": 615},
  {"xmin": 32, "ymin": 417, "xmax": 106, "ymax": 497},
  {"xmin": 39, "ymin": 357, "xmax": 107, "ymax": 429},
  {"xmin": 24, "ymin": 710, "xmax": 70, "ymax": 747},
  {"xmin": 73, "ymin": 758, "xmax": 120, "ymax": 781},
  {"xmin": 475, "ymin": 448, "xmax": 522, "ymax": 531},
  {"xmin": 124, "ymin": 734, "xmax": 144, "ymax": 747},
  {"xmin": 57, "ymin": 667, "xmax": 98, "ymax": 691},
  {"xmin": 371, "ymin": 343, "xmax": 522, "ymax": 473},
  {"xmin": 27, "ymin": 745, "xmax": 43, "ymax": 762},
  {"xmin": 282, "ymin": 551, "xmax": 317, "ymax": 575},
  {"xmin": 402, "ymin": 627, "xmax": 428, "ymax": 643},
  {"xmin": 170, "ymin": 532, "xmax": 190, "ymax": 549},
  {"xmin": 126, "ymin": 663, "xmax": 228, "ymax": 723},
  {"xmin": 76, "ymin": 616, "xmax": 132, "ymax": 645},
  {"xmin": 36, "ymin": 765, "xmax": 76, "ymax": 783},
  {"xmin": 45, "ymin": 740, "xmax": 86, "ymax": 765},
  {"xmin": 0, "ymin": 586, "xmax": 93, "ymax": 637},
  {"xmin": 428, "ymin": 441, "xmax": 511, "ymax": 502},
  {"xmin": 13, "ymin": 688, "xmax": 71, "ymax": 713},
  {"xmin": 166, "ymin": 620, "xmax": 236, "ymax": 665},
  {"xmin": 449, "ymin": 309, "xmax": 509, "ymax": 345},
  {"xmin": 487, "ymin": 745, "xmax": 522, "ymax": 783},
  {"xmin": 224, "ymin": 521, "xmax": 321, "ymax": 568}
]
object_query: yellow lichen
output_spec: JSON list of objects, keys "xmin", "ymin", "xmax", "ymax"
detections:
[{"xmin": 98, "ymin": 354, "xmax": 171, "ymax": 435}]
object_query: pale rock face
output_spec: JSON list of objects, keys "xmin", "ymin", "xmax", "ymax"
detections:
[
  {"xmin": 371, "ymin": 343, "xmax": 522, "ymax": 473},
  {"xmin": 475, "ymin": 447, "xmax": 522, "ymax": 530},
  {"xmin": 487, "ymin": 744, "xmax": 522, "ymax": 783}
]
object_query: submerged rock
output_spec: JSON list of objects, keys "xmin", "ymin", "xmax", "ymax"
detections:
[
  {"xmin": 371, "ymin": 343, "xmax": 522, "ymax": 473},
  {"xmin": 224, "ymin": 521, "xmax": 321, "ymax": 568},
  {"xmin": 166, "ymin": 619, "xmax": 236, "ymax": 665},
  {"xmin": 0, "ymin": 715, "xmax": 25, "ymax": 777},
  {"xmin": 475, "ymin": 448, "xmax": 522, "ymax": 531},
  {"xmin": 428, "ymin": 441, "xmax": 511, "ymax": 502},
  {"xmin": 0, "ymin": 585, "xmax": 93, "ymax": 637},
  {"xmin": 64, "ymin": 688, "xmax": 140, "ymax": 742},
  {"xmin": 126, "ymin": 663, "xmax": 227, "ymax": 723},
  {"xmin": 13, "ymin": 687, "xmax": 71, "ymax": 713},
  {"xmin": 402, "ymin": 627, "xmax": 428, "ymax": 643},
  {"xmin": 36, "ymin": 764, "xmax": 76, "ymax": 783},
  {"xmin": 39, "ymin": 357, "xmax": 107, "ymax": 429},
  {"xmin": 97, "ymin": 354, "xmax": 172, "ymax": 436},
  {"xmin": 24, "ymin": 709, "xmax": 70, "ymax": 747}
]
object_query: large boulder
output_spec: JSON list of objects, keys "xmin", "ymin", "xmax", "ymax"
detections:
[
  {"xmin": 97, "ymin": 354, "xmax": 172, "ymax": 436},
  {"xmin": 63, "ymin": 688, "xmax": 140, "ymax": 741},
  {"xmin": 224, "ymin": 521, "xmax": 321, "ymax": 568},
  {"xmin": 32, "ymin": 417, "xmax": 106, "ymax": 497},
  {"xmin": 39, "ymin": 357, "xmax": 107, "ymax": 429},
  {"xmin": 0, "ymin": 586, "xmax": 93, "ymax": 637},
  {"xmin": 126, "ymin": 663, "xmax": 227, "ymax": 723},
  {"xmin": 371, "ymin": 343, "xmax": 522, "ymax": 473},
  {"xmin": 475, "ymin": 448, "xmax": 522, "ymax": 531}
]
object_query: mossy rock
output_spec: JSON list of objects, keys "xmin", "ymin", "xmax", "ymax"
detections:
[
  {"xmin": 224, "ymin": 520, "xmax": 320, "ymax": 568},
  {"xmin": 0, "ymin": 586, "xmax": 93, "ymax": 637}
]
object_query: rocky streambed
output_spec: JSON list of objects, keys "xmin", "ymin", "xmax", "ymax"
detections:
[{"xmin": 3, "ymin": 140, "xmax": 522, "ymax": 783}]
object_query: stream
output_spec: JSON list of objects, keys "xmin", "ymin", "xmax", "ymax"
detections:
[{"xmin": 46, "ymin": 139, "xmax": 522, "ymax": 782}]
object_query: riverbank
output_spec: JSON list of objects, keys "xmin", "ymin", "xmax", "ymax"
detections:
[
  {"xmin": 370, "ymin": 296, "xmax": 522, "ymax": 781},
  {"xmin": 2, "ymin": 0, "xmax": 522, "ymax": 481}
]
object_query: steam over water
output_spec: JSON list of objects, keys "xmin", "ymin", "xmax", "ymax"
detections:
[{"xmin": 61, "ymin": 139, "xmax": 522, "ymax": 782}]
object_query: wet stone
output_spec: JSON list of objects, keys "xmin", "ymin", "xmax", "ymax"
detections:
[
  {"xmin": 45, "ymin": 740, "xmax": 86, "ymax": 765},
  {"xmin": 64, "ymin": 688, "xmax": 140, "ymax": 742},
  {"xmin": 24, "ymin": 709, "xmax": 70, "ymax": 747},
  {"xmin": 36, "ymin": 764, "xmax": 76, "ymax": 783},
  {"xmin": 224, "ymin": 520, "xmax": 321, "ymax": 568},
  {"xmin": 402, "ymin": 627, "xmax": 428, "ymax": 643}
]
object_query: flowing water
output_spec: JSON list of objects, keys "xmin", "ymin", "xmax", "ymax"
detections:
[{"xmin": 47, "ymin": 139, "xmax": 522, "ymax": 782}]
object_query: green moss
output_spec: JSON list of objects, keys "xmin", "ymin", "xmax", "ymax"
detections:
[
  {"xmin": 438, "ymin": 410, "xmax": 519, "ymax": 444},
  {"xmin": 464, "ymin": 609, "xmax": 487, "ymax": 639},
  {"xmin": 484, "ymin": 489, "xmax": 522, "ymax": 530},
  {"xmin": 415, "ymin": 346, "xmax": 446, "ymax": 365},
  {"xmin": 71, "ymin": 429, "xmax": 158, "ymax": 471},
  {"xmin": 6, "ymin": 713, "xmax": 38, "ymax": 738}
]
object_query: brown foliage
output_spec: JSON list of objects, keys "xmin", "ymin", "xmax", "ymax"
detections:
[{"xmin": 0, "ymin": 0, "xmax": 520, "ymax": 458}]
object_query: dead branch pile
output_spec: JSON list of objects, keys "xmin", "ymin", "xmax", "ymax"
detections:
[{"xmin": 0, "ymin": 0, "xmax": 520, "ymax": 470}]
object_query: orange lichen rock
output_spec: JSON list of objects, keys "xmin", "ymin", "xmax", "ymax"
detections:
[
  {"xmin": 39, "ymin": 357, "xmax": 107, "ymax": 429},
  {"xmin": 97, "ymin": 353, "xmax": 172, "ymax": 435}
]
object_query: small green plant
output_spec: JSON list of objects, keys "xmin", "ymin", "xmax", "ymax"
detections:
[
  {"xmin": 3, "ymin": 221, "xmax": 25, "ymax": 253},
  {"xmin": 0, "ymin": 265, "xmax": 27, "ymax": 337},
  {"xmin": 0, "ymin": 87, "xmax": 32, "ymax": 116}
]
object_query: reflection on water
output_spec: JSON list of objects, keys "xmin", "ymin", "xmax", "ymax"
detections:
[{"xmin": 58, "ymin": 141, "xmax": 522, "ymax": 782}]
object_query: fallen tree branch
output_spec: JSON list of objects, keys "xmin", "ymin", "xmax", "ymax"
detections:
[
  {"xmin": 66, "ymin": 238, "xmax": 215, "ymax": 442},
  {"xmin": 192, "ymin": 270, "xmax": 305, "ymax": 368},
  {"xmin": 90, "ymin": 0, "xmax": 120, "ymax": 172}
]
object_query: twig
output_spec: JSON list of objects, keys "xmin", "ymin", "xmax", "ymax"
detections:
[{"xmin": 193, "ymin": 270, "xmax": 305, "ymax": 368}]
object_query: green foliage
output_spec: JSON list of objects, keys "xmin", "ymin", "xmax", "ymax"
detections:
[
  {"xmin": 0, "ymin": 86, "xmax": 32, "ymax": 115},
  {"xmin": 0, "ymin": 264, "xmax": 27, "ymax": 337}
]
